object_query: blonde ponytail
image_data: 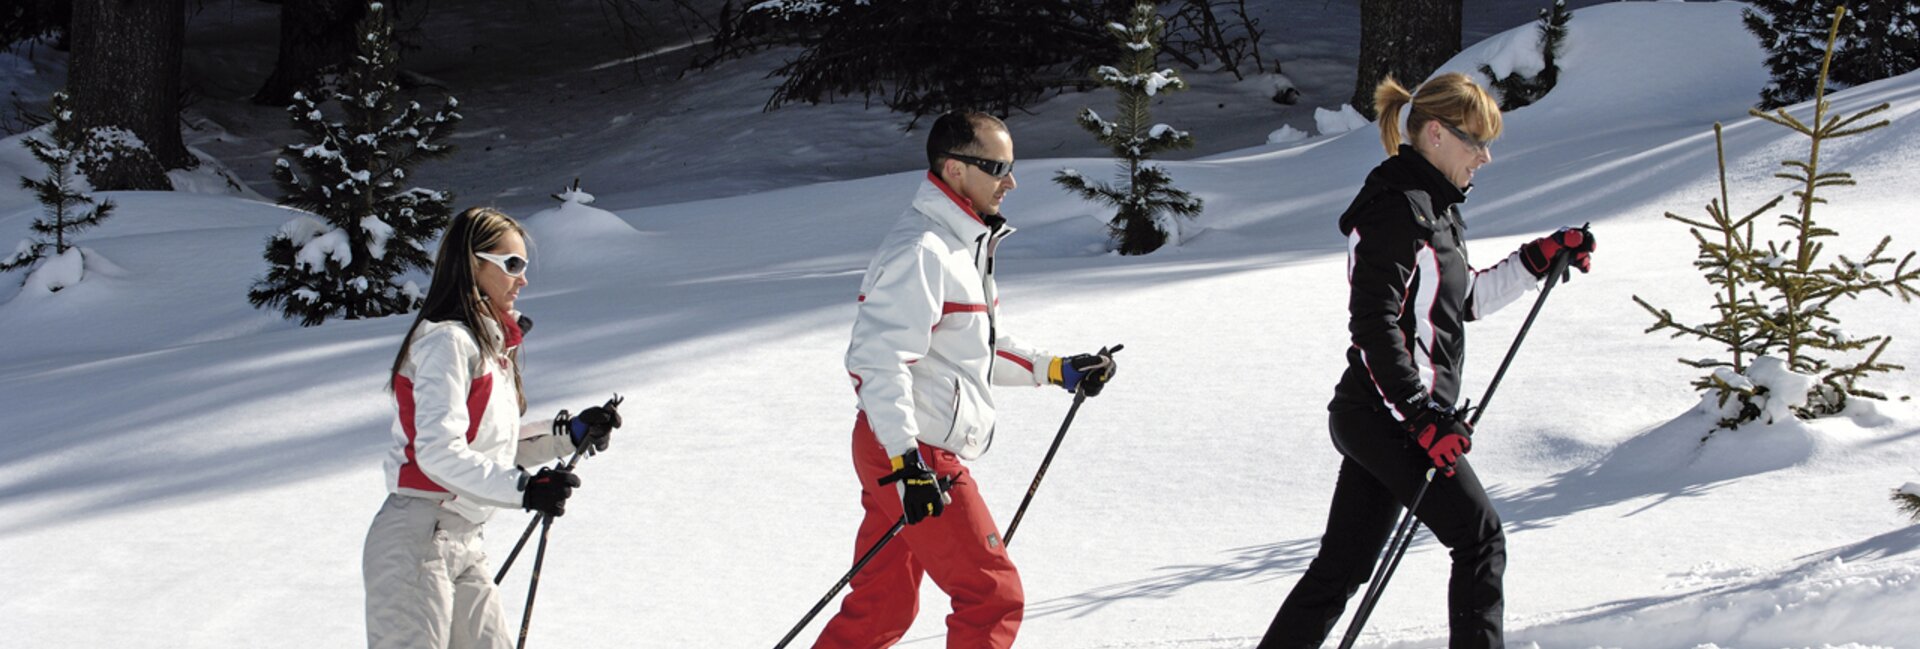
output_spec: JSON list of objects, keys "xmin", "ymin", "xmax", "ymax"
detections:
[{"xmin": 1373, "ymin": 76, "xmax": 1415, "ymax": 155}]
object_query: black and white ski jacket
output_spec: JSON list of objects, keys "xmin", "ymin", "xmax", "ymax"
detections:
[{"xmin": 1330, "ymin": 145, "xmax": 1540, "ymax": 423}]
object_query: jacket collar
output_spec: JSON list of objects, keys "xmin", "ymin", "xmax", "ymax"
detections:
[
  {"xmin": 497, "ymin": 308, "xmax": 523, "ymax": 350},
  {"xmin": 915, "ymin": 172, "xmax": 1012, "ymax": 241}
]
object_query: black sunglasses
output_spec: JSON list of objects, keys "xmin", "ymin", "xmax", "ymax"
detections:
[{"xmin": 944, "ymin": 152, "xmax": 1016, "ymax": 179}]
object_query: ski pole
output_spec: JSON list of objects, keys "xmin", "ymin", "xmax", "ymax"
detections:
[
  {"xmin": 1337, "ymin": 469, "xmax": 1435, "ymax": 649},
  {"xmin": 1337, "ymin": 245, "xmax": 1578, "ymax": 649},
  {"xmin": 1003, "ymin": 344, "xmax": 1122, "ymax": 546},
  {"xmin": 772, "ymin": 516, "xmax": 909, "ymax": 649},
  {"xmin": 495, "ymin": 443, "xmax": 591, "ymax": 585},
  {"xmin": 516, "ymin": 511, "xmax": 556, "ymax": 649},
  {"xmin": 496, "ymin": 395, "xmax": 624, "ymax": 585}
]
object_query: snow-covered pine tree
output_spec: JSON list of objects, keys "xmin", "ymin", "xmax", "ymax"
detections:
[
  {"xmin": 249, "ymin": 1, "xmax": 460, "ymax": 326},
  {"xmin": 1637, "ymin": 6, "xmax": 1917, "ymax": 432},
  {"xmin": 1055, "ymin": 0, "xmax": 1203, "ymax": 256},
  {"xmin": 1745, "ymin": 0, "xmax": 1920, "ymax": 109},
  {"xmin": 1480, "ymin": 0, "xmax": 1568, "ymax": 112},
  {"xmin": 2, "ymin": 90, "xmax": 116, "ymax": 285}
]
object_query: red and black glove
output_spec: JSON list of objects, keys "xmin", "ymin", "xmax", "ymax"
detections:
[
  {"xmin": 1404, "ymin": 401, "xmax": 1473, "ymax": 476},
  {"xmin": 1521, "ymin": 226, "xmax": 1595, "ymax": 278}
]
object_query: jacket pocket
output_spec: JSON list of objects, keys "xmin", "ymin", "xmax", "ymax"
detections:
[{"xmin": 913, "ymin": 377, "xmax": 995, "ymax": 458}]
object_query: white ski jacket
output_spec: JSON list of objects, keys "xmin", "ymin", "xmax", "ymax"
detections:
[
  {"xmin": 384, "ymin": 315, "xmax": 577, "ymax": 524},
  {"xmin": 847, "ymin": 174, "xmax": 1055, "ymax": 461}
]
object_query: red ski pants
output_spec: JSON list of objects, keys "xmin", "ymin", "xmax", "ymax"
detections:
[{"xmin": 812, "ymin": 413, "xmax": 1024, "ymax": 649}]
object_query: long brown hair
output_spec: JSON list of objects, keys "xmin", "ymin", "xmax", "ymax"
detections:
[
  {"xmin": 389, "ymin": 207, "xmax": 530, "ymax": 413},
  {"xmin": 1374, "ymin": 72, "xmax": 1503, "ymax": 156}
]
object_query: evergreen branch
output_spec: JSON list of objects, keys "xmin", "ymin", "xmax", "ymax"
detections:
[{"xmin": 1891, "ymin": 487, "xmax": 1920, "ymax": 523}]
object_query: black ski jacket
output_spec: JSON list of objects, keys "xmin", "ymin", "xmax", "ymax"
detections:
[{"xmin": 1329, "ymin": 145, "xmax": 1538, "ymax": 422}]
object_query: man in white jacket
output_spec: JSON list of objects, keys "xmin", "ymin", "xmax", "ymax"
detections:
[{"xmin": 814, "ymin": 111, "xmax": 1120, "ymax": 649}]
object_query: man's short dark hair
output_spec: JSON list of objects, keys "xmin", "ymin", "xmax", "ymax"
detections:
[{"xmin": 926, "ymin": 110, "xmax": 1008, "ymax": 173}]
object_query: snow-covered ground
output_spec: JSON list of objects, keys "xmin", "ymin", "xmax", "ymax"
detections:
[{"xmin": 4, "ymin": 2, "xmax": 1920, "ymax": 647}]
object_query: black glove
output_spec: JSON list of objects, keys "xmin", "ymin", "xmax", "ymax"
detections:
[
  {"xmin": 876, "ymin": 449, "xmax": 949, "ymax": 525},
  {"xmin": 561, "ymin": 395, "xmax": 624, "ymax": 453},
  {"xmin": 521, "ymin": 467, "xmax": 580, "ymax": 517},
  {"xmin": 1520, "ymin": 226, "xmax": 1596, "ymax": 278},
  {"xmin": 1403, "ymin": 400, "xmax": 1474, "ymax": 476},
  {"xmin": 1050, "ymin": 344, "xmax": 1123, "ymax": 397}
]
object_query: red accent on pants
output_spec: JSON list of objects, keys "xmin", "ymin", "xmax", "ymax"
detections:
[{"xmin": 811, "ymin": 413, "xmax": 1023, "ymax": 649}]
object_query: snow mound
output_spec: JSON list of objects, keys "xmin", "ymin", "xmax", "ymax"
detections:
[
  {"xmin": 1474, "ymin": 14, "xmax": 1548, "ymax": 81},
  {"xmin": 21, "ymin": 245, "xmax": 86, "ymax": 293},
  {"xmin": 517, "ymin": 190, "xmax": 648, "ymax": 272},
  {"xmin": 1436, "ymin": 1, "xmax": 1765, "ymax": 125},
  {"xmin": 1266, "ymin": 125, "xmax": 1309, "ymax": 145},
  {"xmin": 1313, "ymin": 104, "xmax": 1370, "ymax": 136}
]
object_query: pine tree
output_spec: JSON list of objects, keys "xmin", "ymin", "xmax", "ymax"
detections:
[
  {"xmin": 1631, "ymin": 124, "xmax": 1780, "ymax": 428},
  {"xmin": 1480, "ymin": 0, "xmax": 1568, "ymax": 112},
  {"xmin": 1636, "ymin": 6, "xmax": 1918, "ymax": 432},
  {"xmin": 1054, "ymin": 1, "xmax": 1203, "ymax": 256},
  {"xmin": 1745, "ymin": 0, "xmax": 1920, "ymax": 109},
  {"xmin": 709, "ymin": 0, "xmax": 1122, "ymax": 119},
  {"xmin": 249, "ymin": 1, "xmax": 459, "ymax": 327},
  {"xmin": 2, "ymin": 90, "xmax": 116, "ymax": 281}
]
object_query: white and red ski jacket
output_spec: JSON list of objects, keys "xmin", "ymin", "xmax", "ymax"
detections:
[
  {"xmin": 847, "ymin": 173, "xmax": 1055, "ymax": 460},
  {"xmin": 384, "ymin": 315, "xmax": 576, "ymax": 523}
]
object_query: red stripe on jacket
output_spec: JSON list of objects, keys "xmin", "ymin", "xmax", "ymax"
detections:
[
  {"xmin": 996, "ymin": 350, "xmax": 1035, "ymax": 372},
  {"xmin": 394, "ymin": 373, "xmax": 495, "ymax": 493}
]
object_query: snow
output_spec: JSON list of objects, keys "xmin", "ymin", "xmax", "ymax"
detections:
[
  {"xmin": 20, "ymin": 245, "xmax": 83, "ymax": 293},
  {"xmin": 1903, "ymin": 483, "xmax": 1920, "ymax": 498},
  {"xmin": 1314, "ymin": 104, "xmax": 1371, "ymax": 136},
  {"xmin": 295, "ymin": 225, "xmax": 351, "ymax": 271},
  {"xmin": 361, "ymin": 215, "xmax": 393, "ymax": 260},
  {"xmin": 1746, "ymin": 355, "xmax": 1816, "ymax": 424},
  {"xmin": 1266, "ymin": 125, "xmax": 1309, "ymax": 145},
  {"xmin": 5, "ymin": 1, "xmax": 1920, "ymax": 648},
  {"xmin": 1475, "ymin": 14, "xmax": 1550, "ymax": 80}
]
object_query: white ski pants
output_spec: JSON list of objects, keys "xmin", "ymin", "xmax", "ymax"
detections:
[{"xmin": 363, "ymin": 494, "xmax": 513, "ymax": 649}]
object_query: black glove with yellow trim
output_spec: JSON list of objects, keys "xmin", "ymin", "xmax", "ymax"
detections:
[
  {"xmin": 876, "ymin": 449, "xmax": 950, "ymax": 525},
  {"xmin": 1048, "ymin": 344, "xmax": 1123, "ymax": 397}
]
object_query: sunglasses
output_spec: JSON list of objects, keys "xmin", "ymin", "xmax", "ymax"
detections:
[
  {"xmin": 474, "ymin": 251, "xmax": 528, "ymax": 277},
  {"xmin": 1440, "ymin": 121, "xmax": 1491, "ymax": 156},
  {"xmin": 944, "ymin": 152, "xmax": 1016, "ymax": 179}
]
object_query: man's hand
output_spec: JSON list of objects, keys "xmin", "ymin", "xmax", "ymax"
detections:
[
  {"xmin": 1049, "ymin": 345, "xmax": 1123, "ymax": 397},
  {"xmin": 876, "ymin": 449, "xmax": 950, "ymax": 524}
]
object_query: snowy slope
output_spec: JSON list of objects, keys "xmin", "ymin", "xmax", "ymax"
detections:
[{"xmin": 5, "ymin": 2, "xmax": 1920, "ymax": 648}]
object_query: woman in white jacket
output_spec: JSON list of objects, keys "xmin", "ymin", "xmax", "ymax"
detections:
[{"xmin": 362, "ymin": 207, "xmax": 616, "ymax": 649}]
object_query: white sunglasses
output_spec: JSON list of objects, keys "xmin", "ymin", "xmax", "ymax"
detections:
[{"xmin": 474, "ymin": 251, "xmax": 528, "ymax": 277}]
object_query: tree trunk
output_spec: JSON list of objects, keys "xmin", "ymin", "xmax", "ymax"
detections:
[
  {"xmin": 252, "ymin": 0, "xmax": 366, "ymax": 106},
  {"xmin": 67, "ymin": 0, "xmax": 189, "ymax": 190},
  {"xmin": 1353, "ymin": 0, "xmax": 1462, "ymax": 120}
]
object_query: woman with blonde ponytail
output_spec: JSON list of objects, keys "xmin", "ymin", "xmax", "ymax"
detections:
[
  {"xmin": 1254, "ymin": 73, "xmax": 1597, "ymax": 649},
  {"xmin": 363, "ymin": 207, "xmax": 623, "ymax": 649}
]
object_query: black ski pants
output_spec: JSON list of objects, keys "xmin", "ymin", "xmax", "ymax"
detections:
[{"xmin": 1257, "ymin": 407, "xmax": 1505, "ymax": 649}]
